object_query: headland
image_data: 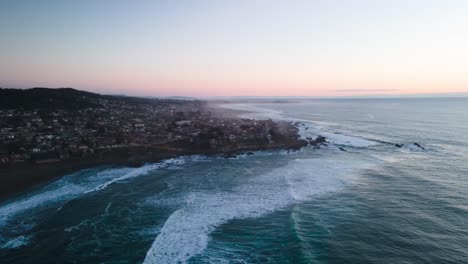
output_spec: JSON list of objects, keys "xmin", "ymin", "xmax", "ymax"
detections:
[{"xmin": 0, "ymin": 88, "xmax": 306, "ymax": 200}]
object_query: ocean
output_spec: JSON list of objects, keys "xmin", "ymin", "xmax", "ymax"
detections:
[{"xmin": 1, "ymin": 98, "xmax": 467, "ymax": 263}]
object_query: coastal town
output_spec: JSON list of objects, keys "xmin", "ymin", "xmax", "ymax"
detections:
[
  {"xmin": 0, "ymin": 88, "xmax": 307, "ymax": 199},
  {"xmin": 0, "ymin": 88, "xmax": 304, "ymax": 166}
]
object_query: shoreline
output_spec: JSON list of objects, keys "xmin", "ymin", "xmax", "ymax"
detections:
[
  {"xmin": 0, "ymin": 128, "xmax": 306, "ymax": 202},
  {"xmin": 0, "ymin": 95, "xmax": 309, "ymax": 202}
]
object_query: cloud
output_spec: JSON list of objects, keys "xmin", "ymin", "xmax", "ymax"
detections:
[{"xmin": 335, "ymin": 89, "xmax": 399, "ymax": 92}]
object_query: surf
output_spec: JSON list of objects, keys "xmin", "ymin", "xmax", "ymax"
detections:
[
  {"xmin": 143, "ymin": 153, "xmax": 372, "ymax": 263},
  {"xmin": 0, "ymin": 158, "xmax": 188, "ymax": 249}
]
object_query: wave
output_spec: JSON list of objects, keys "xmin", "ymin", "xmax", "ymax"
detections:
[
  {"xmin": 220, "ymin": 103, "xmax": 380, "ymax": 149},
  {"xmin": 83, "ymin": 165, "xmax": 155, "ymax": 194},
  {"xmin": 319, "ymin": 131, "xmax": 379, "ymax": 148},
  {"xmin": 143, "ymin": 155, "xmax": 372, "ymax": 263},
  {"xmin": 0, "ymin": 178, "xmax": 88, "ymax": 228},
  {"xmin": 0, "ymin": 159, "xmax": 186, "ymax": 228},
  {"xmin": 0, "ymin": 158, "xmax": 189, "ymax": 249},
  {"xmin": 1, "ymin": 235, "xmax": 31, "ymax": 249},
  {"xmin": 84, "ymin": 157, "xmax": 186, "ymax": 194},
  {"xmin": 298, "ymin": 122, "xmax": 379, "ymax": 148},
  {"xmin": 0, "ymin": 168, "xmax": 133, "ymax": 228},
  {"xmin": 0, "ymin": 168, "xmax": 133, "ymax": 248}
]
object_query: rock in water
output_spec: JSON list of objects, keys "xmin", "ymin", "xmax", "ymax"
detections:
[
  {"xmin": 413, "ymin": 143, "xmax": 425, "ymax": 150},
  {"xmin": 309, "ymin": 135, "xmax": 327, "ymax": 146}
]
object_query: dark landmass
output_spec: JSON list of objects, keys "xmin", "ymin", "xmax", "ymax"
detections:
[{"xmin": 0, "ymin": 88, "xmax": 306, "ymax": 200}]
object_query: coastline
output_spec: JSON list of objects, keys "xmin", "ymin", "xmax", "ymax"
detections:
[{"xmin": 0, "ymin": 110, "xmax": 306, "ymax": 201}]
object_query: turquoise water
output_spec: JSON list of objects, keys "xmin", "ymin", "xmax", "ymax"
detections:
[{"xmin": 1, "ymin": 98, "xmax": 467, "ymax": 263}]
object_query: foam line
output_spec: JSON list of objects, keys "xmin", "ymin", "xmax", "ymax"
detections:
[
  {"xmin": 298, "ymin": 122, "xmax": 378, "ymax": 148},
  {"xmin": 1, "ymin": 235, "xmax": 31, "ymax": 249},
  {"xmin": 143, "ymin": 156, "xmax": 372, "ymax": 263},
  {"xmin": 220, "ymin": 104, "xmax": 379, "ymax": 148},
  {"xmin": 84, "ymin": 158, "xmax": 186, "ymax": 194},
  {"xmin": 0, "ymin": 157, "xmax": 187, "ymax": 248}
]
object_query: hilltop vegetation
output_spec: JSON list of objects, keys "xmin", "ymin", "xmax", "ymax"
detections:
[{"xmin": 0, "ymin": 87, "xmax": 190, "ymax": 111}]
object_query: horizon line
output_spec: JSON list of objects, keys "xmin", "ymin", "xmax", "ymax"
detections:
[{"xmin": 2, "ymin": 86, "xmax": 468, "ymax": 99}]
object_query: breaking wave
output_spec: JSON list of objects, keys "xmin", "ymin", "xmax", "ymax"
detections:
[
  {"xmin": 1, "ymin": 235, "xmax": 31, "ymax": 249},
  {"xmin": 84, "ymin": 158, "xmax": 186, "ymax": 194},
  {"xmin": 297, "ymin": 122, "xmax": 378, "ymax": 148},
  {"xmin": 220, "ymin": 103, "xmax": 379, "ymax": 149},
  {"xmin": 0, "ymin": 157, "xmax": 188, "ymax": 248},
  {"xmin": 143, "ymin": 156, "xmax": 372, "ymax": 263}
]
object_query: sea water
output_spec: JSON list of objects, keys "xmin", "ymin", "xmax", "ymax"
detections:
[{"xmin": 1, "ymin": 98, "xmax": 467, "ymax": 263}]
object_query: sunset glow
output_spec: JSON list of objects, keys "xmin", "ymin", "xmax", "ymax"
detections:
[{"xmin": 1, "ymin": 0, "xmax": 468, "ymax": 97}]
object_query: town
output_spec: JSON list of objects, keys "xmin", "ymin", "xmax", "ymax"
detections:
[{"xmin": 0, "ymin": 88, "xmax": 304, "ymax": 166}]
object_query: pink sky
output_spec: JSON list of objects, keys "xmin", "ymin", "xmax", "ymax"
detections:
[{"xmin": 1, "ymin": 1, "xmax": 468, "ymax": 97}]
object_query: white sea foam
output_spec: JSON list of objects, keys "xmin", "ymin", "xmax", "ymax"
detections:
[
  {"xmin": 0, "ymin": 183, "xmax": 86, "ymax": 229},
  {"xmin": 83, "ymin": 165, "xmax": 156, "ymax": 194},
  {"xmin": 1, "ymin": 235, "xmax": 31, "ymax": 249},
  {"xmin": 323, "ymin": 132, "xmax": 378, "ymax": 148},
  {"xmin": 0, "ymin": 168, "xmax": 135, "ymax": 229},
  {"xmin": 143, "ymin": 156, "xmax": 372, "ymax": 264},
  {"xmin": 84, "ymin": 158, "xmax": 186, "ymax": 194},
  {"xmin": 63, "ymin": 218, "xmax": 94, "ymax": 233},
  {"xmin": 220, "ymin": 103, "xmax": 379, "ymax": 149},
  {"xmin": 0, "ymin": 170, "xmax": 125, "ymax": 246},
  {"xmin": 0, "ymin": 158, "xmax": 188, "ymax": 247},
  {"xmin": 298, "ymin": 122, "xmax": 378, "ymax": 148},
  {"xmin": 0, "ymin": 158, "xmax": 187, "ymax": 228}
]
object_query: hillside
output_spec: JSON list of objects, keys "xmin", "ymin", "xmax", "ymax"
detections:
[{"xmin": 0, "ymin": 87, "xmax": 187, "ymax": 110}]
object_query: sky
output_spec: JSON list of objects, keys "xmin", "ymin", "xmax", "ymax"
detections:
[{"xmin": 1, "ymin": 0, "xmax": 468, "ymax": 97}]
